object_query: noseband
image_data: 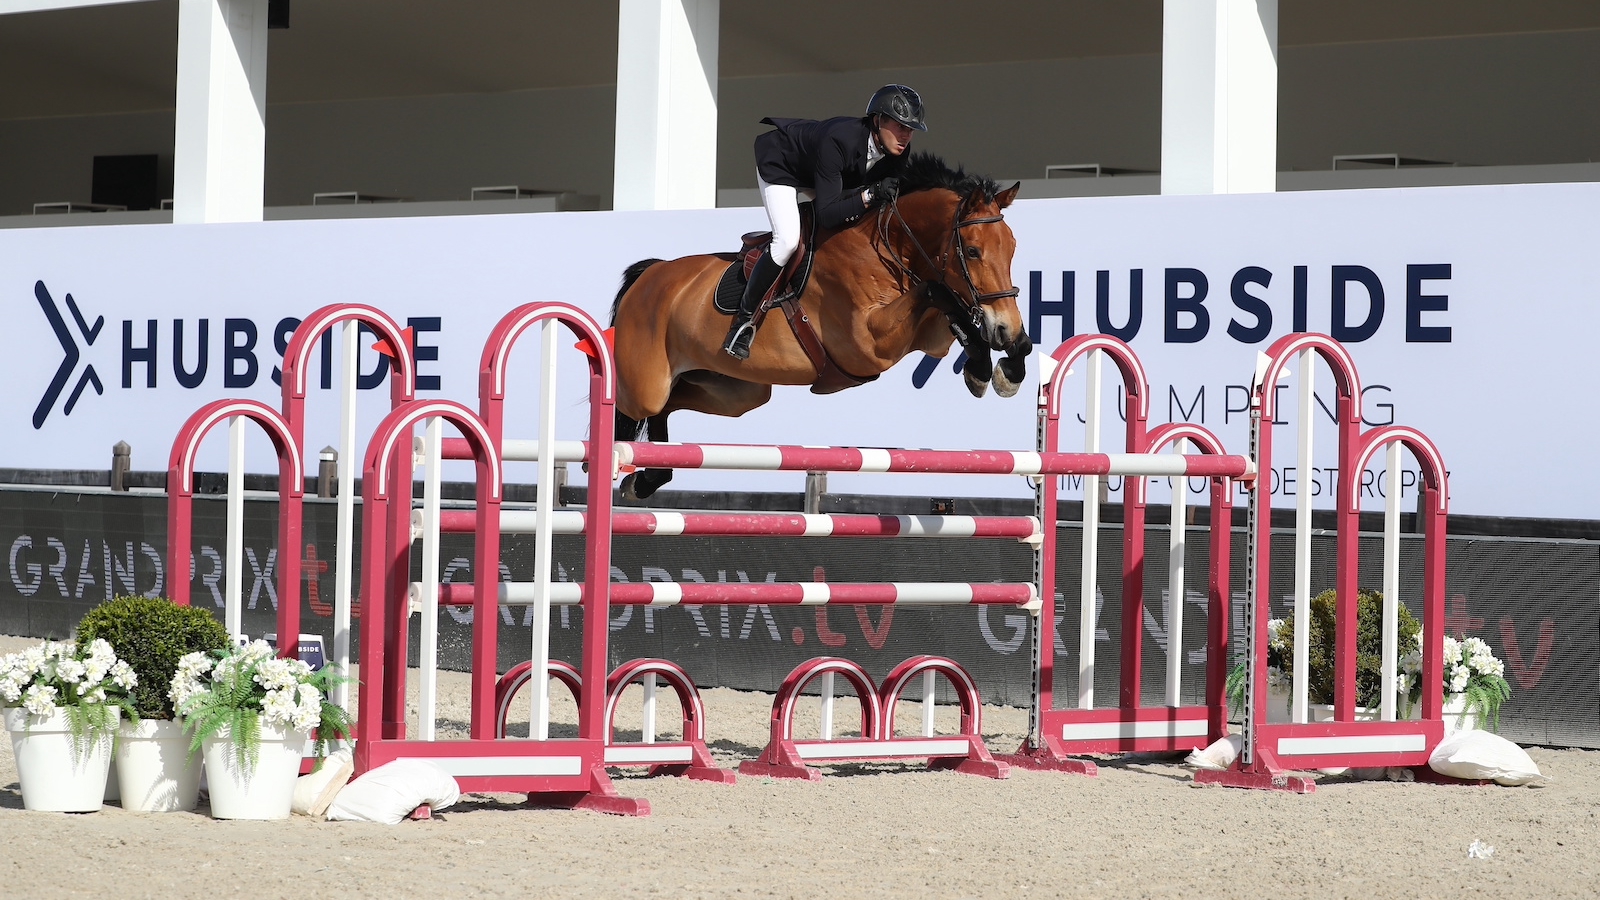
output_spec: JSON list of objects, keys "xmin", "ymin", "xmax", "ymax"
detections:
[{"xmin": 878, "ymin": 192, "xmax": 1021, "ymax": 335}]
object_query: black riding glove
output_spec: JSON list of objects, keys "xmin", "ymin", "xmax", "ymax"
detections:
[{"xmin": 872, "ymin": 176, "xmax": 901, "ymax": 206}]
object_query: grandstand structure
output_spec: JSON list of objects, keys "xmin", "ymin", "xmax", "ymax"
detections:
[{"xmin": 2, "ymin": 1, "xmax": 1599, "ymax": 221}]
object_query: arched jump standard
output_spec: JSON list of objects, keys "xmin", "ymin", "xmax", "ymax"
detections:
[
  {"xmin": 1004, "ymin": 336, "xmax": 1253, "ymax": 773},
  {"xmin": 166, "ymin": 399, "xmax": 304, "ymax": 654},
  {"xmin": 1197, "ymin": 337, "xmax": 1449, "ymax": 793},
  {"xmin": 279, "ymin": 303, "xmax": 418, "ymax": 710},
  {"xmin": 353, "ymin": 397, "xmax": 642, "ymax": 813}
]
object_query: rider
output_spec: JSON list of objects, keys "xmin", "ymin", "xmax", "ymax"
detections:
[{"xmin": 722, "ymin": 84, "xmax": 927, "ymax": 360}]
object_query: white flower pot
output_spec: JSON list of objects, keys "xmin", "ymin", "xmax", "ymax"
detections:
[
  {"xmin": 1266, "ymin": 682, "xmax": 1293, "ymax": 723},
  {"xmin": 201, "ymin": 722, "xmax": 308, "ymax": 820},
  {"xmin": 116, "ymin": 718, "xmax": 202, "ymax": 813},
  {"xmin": 1442, "ymin": 692, "xmax": 1481, "ymax": 734},
  {"xmin": 4, "ymin": 706, "xmax": 117, "ymax": 812}
]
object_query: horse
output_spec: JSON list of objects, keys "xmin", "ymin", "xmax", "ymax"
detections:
[{"xmin": 608, "ymin": 153, "xmax": 1031, "ymax": 501}]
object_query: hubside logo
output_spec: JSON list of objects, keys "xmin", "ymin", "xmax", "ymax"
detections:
[
  {"xmin": 33, "ymin": 280, "xmax": 104, "ymax": 429},
  {"xmin": 29, "ymin": 279, "xmax": 444, "ymax": 430}
]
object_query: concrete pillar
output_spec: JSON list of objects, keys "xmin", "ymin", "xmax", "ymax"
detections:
[
  {"xmin": 1160, "ymin": 0, "xmax": 1278, "ymax": 195},
  {"xmin": 613, "ymin": 0, "xmax": 719, "ymax": 210},
  {"xmin": 173, "ymin": 0, "xmax": 269, "ymax": 223}
]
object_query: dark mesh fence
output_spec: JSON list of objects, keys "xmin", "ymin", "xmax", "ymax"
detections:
[{"xmin": 1, "ymin": 489, "xmax": 1594, "ymax": 747}]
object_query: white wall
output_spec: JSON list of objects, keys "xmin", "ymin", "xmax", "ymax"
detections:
[{"xmin": 1, "ymin": 27, "xmax": 1597, "ymax": 216}]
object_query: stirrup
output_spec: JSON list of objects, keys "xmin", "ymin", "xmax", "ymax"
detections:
[{"xmin": 723, "ymin": 318, "xmax": 756, "ymax": 360}]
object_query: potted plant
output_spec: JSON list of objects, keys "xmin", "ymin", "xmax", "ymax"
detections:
[
  {"xmin": 1280, "ymin": 587, "xmax": 1421, "ymax": 720},
  {"xmin": 1226, "ymin": 618, "xmax": 1292, "ymax": 723},
  {"xmin": 1402, "ymin": 632, "xmax": 1511, "ymax": 733},
  {"xmin": 172, "ymin": 640, "xmax": 351, "ymax": 820},
  {"xmin": 0, "ymin": 638, "xmax": 137, "ymax": 811},
  {"xmin": 75, "ymin": 595, "xmax": 231, "ymax": 812}
]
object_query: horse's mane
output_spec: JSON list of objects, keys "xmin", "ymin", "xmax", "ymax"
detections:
[{"xmin": 896, "ymin": 152, "xmax": 1002, "ymax": 204}]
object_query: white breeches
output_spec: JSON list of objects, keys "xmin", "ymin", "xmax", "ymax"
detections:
[{"xmin": 757, "ymin": 171, "xmax": 813, "ymax": 266}]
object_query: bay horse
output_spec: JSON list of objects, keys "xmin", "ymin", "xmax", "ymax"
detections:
[{"xmin": 609, "ymin": 154, "xmax": 1030, "ymax": 500}]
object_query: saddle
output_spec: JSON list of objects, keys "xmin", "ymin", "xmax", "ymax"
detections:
[{"xmin": 710, "ymin": 207, "xmax": 878, "ymax": 394}]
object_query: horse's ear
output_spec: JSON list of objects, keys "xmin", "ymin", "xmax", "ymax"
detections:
[{"xmin": 996, "ymin": 182, "xmax": 1021, "ymax": 208}]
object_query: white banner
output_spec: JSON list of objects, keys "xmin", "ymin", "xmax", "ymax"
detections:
[{"xmin": 1, "ymin": 181, "xmax": 1594, "ymax": 519}]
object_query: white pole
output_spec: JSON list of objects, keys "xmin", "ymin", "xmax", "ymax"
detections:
[
  {"xmin": 613, "ymin": 0, "xmax": 720, "ymax": 210},
  {"xmin": 173, "ymin": 0, "xmax": 269, "ymax": 223},
  {"xmin": 1160, "ymin": 0, "xmax": 1279, "ymax": 196},
  {"xmin": 225, "ymin": 415, "xmax": 244, "ymax": 639},
  {"xmin": 921, "ymin": 669, "xmax": 937, "ymax": 738},
  {"xmin": 1079, "ymin": 349, "xmax": 1103, "ymax": 709},
  {"xmin": 819, "ymin": 671, "xmax": 835, "ymax": 741},
  {"xmin": 1381, "ymin": 441, "xmax": 1401, "ymax": 721},
  {"xmin": 1166, "ymin": 438, "xmax": 1188, "ymax": 707},
  {"xmin": 529, "ymin": 321, "xmax": 559, "ymax": 741},
  {"xmin": 641, "ymin": 674, "xmax": 657, "ymax": 744},
  {"xmin": 332, "ymin": 321, "xmax": 358, "ymax": 711},
  {"xmin": 418, "ymin": 418, "xmax": 443, "ymax": 740},
  {"xmin": 1292, "ymin": 348, "xmax": 1313, "ymax": 724}
]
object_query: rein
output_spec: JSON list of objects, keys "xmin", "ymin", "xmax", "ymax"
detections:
[{"xmin": 877, "ymin": 192, "xmax": 1020, "ymax": 335}]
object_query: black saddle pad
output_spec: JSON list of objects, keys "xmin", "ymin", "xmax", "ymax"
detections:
[{"xmin": 712, "ymin": 255, "xmax": 745, "ymax": 315}]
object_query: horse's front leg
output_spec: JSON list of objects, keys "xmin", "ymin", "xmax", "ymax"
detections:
[
  {"xmin": 961, "ymin": 344, "xmax": 995, "ymax": 398},
  {"xmin": 989, "ymin": 331, "xmax": 1032, "ymax": 399}
]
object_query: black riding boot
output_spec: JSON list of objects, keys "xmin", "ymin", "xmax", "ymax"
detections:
[{"xmin": 723, "ymin": 251, "xmax": 782, "ymax": 360}]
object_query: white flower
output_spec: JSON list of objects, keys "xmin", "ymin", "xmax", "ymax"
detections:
[
  {"xmin": 1266, "ymin": 619, "xmax": 1287, "ymax": 651},
  {"xmin": 82, "ymin": 686, "xmax": 107, "ymax": 705},
  {"xmin": 22, "ymin": 684, "xmax": 58, "ymax": 717},
  {"xmin": 0, "ymin": 675, "xmax": 23, "ymax": 704},
  {"xmin": 56, "ymin": 657, "xmax": 87, "ymax": 684},
  {"xmin": 1399, "ymin": 648, "xmax": 1422, "ymax": 676},
  {"xmin": 291, "ymin": 683, "xmax": 322, "ymax": 732},
  {"xmin": 260, "ymin": 687, "xmax": 299, "ymax": 729},
  {"xmin": 169, "ymin": 652, "xmax": 217, "ymax": 708},
  {"xmin": 1449, "ymin": 665, "xmax": 1471, "ymax": 693},
  {"xmin": 21, "ymin": 644, "xmax": 47, "ymax": 674},
  {"xmin": 1441, "ymin": 636, "xmax": 1462, "ymax": 666},
  {"xmin": 109, "ymin": 661, "xmax": 137, "ymax": 691},
  {"xmin": 254, "ymin": 658, "xmax": 306, "ymax": 693}
]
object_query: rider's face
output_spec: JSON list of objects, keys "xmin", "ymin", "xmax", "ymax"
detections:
[{"xmin": 877, "ymin": 117, "xmax": 914, "ymax": 156}]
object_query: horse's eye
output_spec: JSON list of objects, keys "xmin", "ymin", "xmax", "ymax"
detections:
[{"xmin": 965, "ymin": 246, "xmax": 981, "ymax": 260}]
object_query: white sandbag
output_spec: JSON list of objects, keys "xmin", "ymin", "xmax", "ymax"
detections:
[
  {"xmin": 292, "ymin": 749, "xmax": 354, "ymax": 818},
  {"xmin": 1184, "ymin": 735, "xmax": 1240, "ymax": 770},
  {"xmin": 326, "ymin": 759, "xmax": 461, "ymax": 824},
  {"xmin": 1428, "ymin": 730, "xmax": 1547, "ymax": 786}
]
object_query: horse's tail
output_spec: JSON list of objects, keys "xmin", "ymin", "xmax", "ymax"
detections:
[{"xmin": 611, "ymin": 258, "xmax": 665, "ymax": 325}]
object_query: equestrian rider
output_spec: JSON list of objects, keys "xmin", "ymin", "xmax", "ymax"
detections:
[{"xmin": 722, "ymin": 84, "xmax": 927, "ymax": 360}]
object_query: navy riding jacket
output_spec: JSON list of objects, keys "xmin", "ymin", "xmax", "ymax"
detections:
[{"xmin": 754, "ymin": 116, "xmax": 907, "ymax": 230}]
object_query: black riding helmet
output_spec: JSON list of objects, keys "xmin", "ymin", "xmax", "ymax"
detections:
[{"xmin": 866, "ymin": 84, "xmax": 927, "ymax": 132}]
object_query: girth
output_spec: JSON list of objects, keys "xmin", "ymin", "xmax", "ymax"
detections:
[{"xmin": 713, "ymin": 207, "xmax": 879, "ymax": 394}]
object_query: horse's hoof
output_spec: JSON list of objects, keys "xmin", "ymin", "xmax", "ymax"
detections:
[
  {"xmin": 964, "ymin": 370, "xmax": 990, "ymax": 398},
  {"xmin": 620, "ymin": 473, "xmax": 641, "ymax": 502},
  {"xmin": 991, "ymin": 355, "xmax": 1025, "ymax": 398}
]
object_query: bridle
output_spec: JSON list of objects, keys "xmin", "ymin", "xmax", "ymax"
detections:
[{"xmin": 877, "ymin": 191, "xmax": 1020, "ymax": 337}]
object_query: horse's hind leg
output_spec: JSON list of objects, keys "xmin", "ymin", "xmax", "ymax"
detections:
[
  {"xmin": 619, "ymin": 373, "xmax": 773, "ymax": 502},
  {"xmin": 622, "ymin": 414, "xmax": 675, "ymax": 501}
]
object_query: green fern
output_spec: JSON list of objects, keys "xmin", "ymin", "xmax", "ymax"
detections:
[
  {"xmin": 1225, "ymin": 662, "xmax": 1248, "ymax": 717},
  {"xmin": 1461, "ymin": 672, "xmax": 1512, "ymax": 732}
]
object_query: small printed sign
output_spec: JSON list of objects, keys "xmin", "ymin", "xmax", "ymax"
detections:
[{"xmin": 261, "ymin": 633, "xmax": 328, "ymax": 671}]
